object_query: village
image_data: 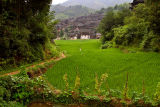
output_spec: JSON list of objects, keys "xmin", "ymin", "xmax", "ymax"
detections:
[
  {"xmin": 56, "ymin": 12, "xmax": 104, "ymax": 40},
  {"xmin": 55, "ymin": 0, "xmax": 144, "ymax": 40}
]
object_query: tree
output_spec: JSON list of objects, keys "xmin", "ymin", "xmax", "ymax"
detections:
[
  {"xmin": 97, "ymin": 5, "xmax": 131, "ymax": 44},
  {"xmin": 0, "ymin": 0, "xmax": 58, "ymax": 67},
  {"xmin": 148, "ymin": 5, "xmax": 160, "ymax": 35},
  {"xmin": 60, "ymin": 30, "xmax": 64, "ymax": 37},
  {"xmin": 98, "ymin": 2, "xmax": 160, "ymax": 52}
]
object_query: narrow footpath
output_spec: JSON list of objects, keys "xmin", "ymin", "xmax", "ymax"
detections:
[{"xmin": 0, "ymin": 53, "xmax": 66, "ymax": 77}]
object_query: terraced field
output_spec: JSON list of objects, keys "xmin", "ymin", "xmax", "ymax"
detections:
[{"xmin": 46, "ymin": 39, "xmax": 160, "ymax": 97}]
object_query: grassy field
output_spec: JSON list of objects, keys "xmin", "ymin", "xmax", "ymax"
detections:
[{"xmin": 46, "ymin": 39, "xmax": 160, "ymax": 97}]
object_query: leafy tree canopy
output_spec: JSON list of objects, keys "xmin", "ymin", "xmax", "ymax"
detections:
[
  {"xmin": 98, "ymin": 2, "xmax": 160, "ymax": 52},
  {"xmin": 0, "ymin": 0, "xmax": 58, "ymax": 68}
]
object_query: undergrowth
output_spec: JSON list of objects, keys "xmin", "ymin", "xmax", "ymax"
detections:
[{"xmin": 1, "ymin": 70, "xmax": 160, "ymax": 106}]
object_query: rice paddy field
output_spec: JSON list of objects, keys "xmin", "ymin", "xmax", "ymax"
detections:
[{"xmin": 46, "ymin": 39, "xmax": 160, "ymax": 97}]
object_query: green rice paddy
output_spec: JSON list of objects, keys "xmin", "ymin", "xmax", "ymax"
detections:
[{"xmin": 46, "ymin": 39, "xmax": 160, "ymax": 97}]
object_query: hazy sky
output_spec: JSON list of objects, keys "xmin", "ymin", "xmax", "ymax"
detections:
[{"xmin": 52, "ymin": 0, "xmax": 68, "ymax": 5}]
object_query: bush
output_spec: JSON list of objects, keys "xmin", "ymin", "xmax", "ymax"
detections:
[
  {"xmin": 98, "ymin": 4, "xmax": 131, "ymax": 45},
  {"xmin": 140, "ymin": 32, "xmax": 154, "ymax": 51},
  {"xmin": 101, "ymin": 41, "xmax": 113, "ymax": 49},
  {"xmin": 104, "ymin": 31, "xmax": 114, "ymax": 42},
  {"xmin": 0, "ymin": 75, "xmax": 53, "ymax": 105},
  {"xmin": 98, "ymin": 3, "xmax": 160, "ymax": 52},
  {"xmin": 151, "ymin": 37, "xmax": 160, "ymax": 52},
  {"xmin": 0, "ymin": 101, "xmax": 24, "ymax": 107}
]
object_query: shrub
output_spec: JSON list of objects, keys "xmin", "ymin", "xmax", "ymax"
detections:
[
  {"xmin": 98, "ymin": 4, "xmax": 131, "ymax": 46},
  {"xmin": 0, "ymin": 101, "xmax": 24, "ymax": 107},
  {"xmin": 150, "ymin": 37, "xmax": 160, "ymax": 52},
  {"xmin": 140, "ymin": 32, "xmax": 154, "ymax": 51},
  {"xmin": 0, "ymin": 74, "xmax": 54, "ymax": 105},
  {"xmin": 98, "ymin": 3, "xmax": 160, "ymax": 52},
  {"xmin": 101, "ymin": 42, "xmax": 112, "ymax": 49},
  {"xmin": 155, "ymin": 82, "xmax": 160, "ymax": 103}
]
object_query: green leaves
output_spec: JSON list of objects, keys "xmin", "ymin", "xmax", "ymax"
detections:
[
  {"xmin": 95, "ymin": 73, "xmax": 108, "ymax": 95},
  {"xmin": 63, "ymin": 73, "xmax": 69, "ymax": 91},
  {"xmin": 99, "ymin": 2, "xmax": 160, "ymax": 52},
  {"xmin": 0, "ymin": 0, "xmax": 58, "ymax": 68},
  {"xmin": 98, "ymin": 4, "xmax": 131, "ymax": 47}
]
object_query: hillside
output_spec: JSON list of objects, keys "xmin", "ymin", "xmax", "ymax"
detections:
[
  {"xmin": 56, "ymin": 12, "xmax": 104, "ymax": 39},
  {"xmin": 55, "ymin": 4, "xmax": 130, "ymax": 39},
  {"xmin": 61, "ymin": 0, "xmax": 133, "ymax": 10},
  {"xmin": 50, "ymin": 5, "xmax": 95, "ymax": 19}
]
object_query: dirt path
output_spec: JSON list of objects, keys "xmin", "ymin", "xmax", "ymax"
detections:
[{"xmin": 0, "ymin": 53, "xmax": 66, "ymax": 77}]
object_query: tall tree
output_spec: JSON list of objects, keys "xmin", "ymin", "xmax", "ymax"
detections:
[{"xmin": 0, "ymin": 0, "xmax": 57, "ymax": 67}]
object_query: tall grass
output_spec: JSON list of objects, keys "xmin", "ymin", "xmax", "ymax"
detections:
[{"xmin": 46, "ymin": 39, "xmax": 160, "ymax": 97}]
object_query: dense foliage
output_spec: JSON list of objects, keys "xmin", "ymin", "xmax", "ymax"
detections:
[
  {"xmin": 97, "ymin": 4, "xmax": 131, "ymax": 46},
  {"xmin": 0, "ymin": 74, "xmax": 53, "ymax": 106},
  {"xmin": 1, "ymin": 67, "xmax": 160, "ymax": 107},
  {"xmin": 0, "ymin": 0, "xmax": 59, "ymax": 69},
  {"xmin": 98, "ymin": 2, "xmax": 160, "ymax": 52}
]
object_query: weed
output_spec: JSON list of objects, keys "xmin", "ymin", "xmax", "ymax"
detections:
[
  {"xmin": 123, "ymin": 72, "xmax": 129, "ymax": 100},
  {"xmin": 95, "ymin": 73, "xmax": 108, "ymax": 95},
  {"xmin": 74, "ymin": 72, "xmax": 80, "ymax": 91},
  {"xmin": 63, "ymin": 73, "xmax": 69, "ymax": 91}
]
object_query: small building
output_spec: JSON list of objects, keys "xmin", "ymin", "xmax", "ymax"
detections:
[
  {"xmin": 96, "ymin": 33, "xmax": 101, "ymax": 39},
  {"xmin": 70, "ymin": 36, "xmax": 77, "ymax": 40},
  {"xmin": 55, "ymin": 37, "xmax": 61, "ymax": 40},
  {"xmin": 81, "ymin": 35, "xmax": 90, "ymax": 39}
]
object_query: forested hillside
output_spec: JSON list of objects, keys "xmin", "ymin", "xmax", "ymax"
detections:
[
  {"xmin": 61, "ymin": 0, "xmax": 132, "ymax": 9},
  {"xmin": 98, "ymin": 0, "xmax": 160, "ymax": 52},
  {"xmin": 0, "ymin": 0, "xmax": 59, "ymax": 70},
  {"xmin": 50, "ymin": 5, "xmax": 95, "ymax": 19},
  {"xmin": 55, "ymin": 4, "xmax": 130, "ymax": 40}
]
